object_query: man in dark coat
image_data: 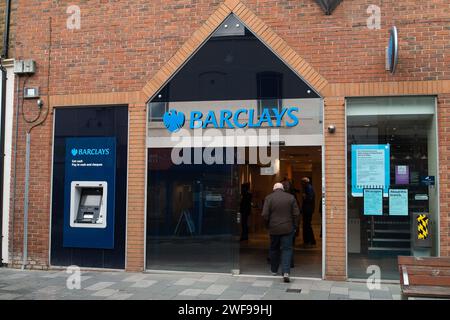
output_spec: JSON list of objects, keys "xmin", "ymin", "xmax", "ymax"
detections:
[{"xmin": 262, "ymin": 183, "xmax": 300, "ymax": 283}]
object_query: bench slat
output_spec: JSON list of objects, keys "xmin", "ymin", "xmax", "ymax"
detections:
[
  {"xmin": 401, "ymin": 266, "xmax": 450, "ymax": 275},
  {"xmin": 402, "ymin": 285, "xmax": 450, "ymax": 298},
  {"xmin": 398, "ymin": 256, "xmax": 450, "ymax": 267},
  {"xmin": 408, "ymin": 275, "xmax": 450, "ymax": 286}
]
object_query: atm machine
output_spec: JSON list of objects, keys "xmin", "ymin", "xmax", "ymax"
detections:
[
  {"xmin": 63, "ymin": 137, "xmax": 116, "ymax": 249},
  {"xmin": 70, "ymin": 181, "xmax": 107, "ymax": 228}
]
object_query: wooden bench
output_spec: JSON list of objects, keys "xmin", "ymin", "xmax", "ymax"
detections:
[{"xmin": 398, "ymin": 256, "xmax": 450, "ymax": 299}]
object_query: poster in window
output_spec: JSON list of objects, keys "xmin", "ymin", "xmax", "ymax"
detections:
[
  {"xmin": 363, "ymin": 189, "xmax": 383, "ymax": 216},
  {"xmin": 389, "ymin": 189, "xmax": 408, "ymax": 216},
  {"xmin": 395, "ymin": 165, "xmax": 409, "ymax": 185},
  {"xmin": 351, "ymin": 144, "xmax": 390, "ymax": 197}
]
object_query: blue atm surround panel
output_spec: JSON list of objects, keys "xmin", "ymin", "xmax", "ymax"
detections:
[{"xmin": 63, "ymin": 137, "xmax": 116, "ymax": 249}]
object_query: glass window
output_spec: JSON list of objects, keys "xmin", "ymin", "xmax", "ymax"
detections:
[
  {"xmin": 148, "ymin": 102, "xmax": 167, "ymax": 121},
  {"xmin": 146, "ymin": 148, "xmax": 240, "ymax": 273},
  {"xmin": 257, "ymin": 72, "xmax": 282, "ymax": 118},
  {"xmin": 346, "ymin": 97, "xmax": 438, "ymax": 280}
]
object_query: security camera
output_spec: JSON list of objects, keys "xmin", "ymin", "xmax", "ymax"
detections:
[
  {"xmin": 37, "ymin": 99, "xmax": 44, "ymax": 108},
  {"xmin": 328, "ymin": 125, "xmax": 336, "ymax": 134}
]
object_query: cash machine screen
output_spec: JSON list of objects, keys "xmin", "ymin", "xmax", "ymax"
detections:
[
  {"xmin": 76, "ymin": 188, "xmax": 103, "ymax": 223},
  {"xmin": 81, "ymin": 194, "xmax": 102, "ymax": 207}
]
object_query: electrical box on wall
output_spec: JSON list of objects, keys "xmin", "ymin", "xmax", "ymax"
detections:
[
  {"xmin": 23, "ymin": 87, "xmax": 40, "ymax": 99},
  {"xmin": 14, "ymin": 59, "xmax": 36, "ymax": 75}
]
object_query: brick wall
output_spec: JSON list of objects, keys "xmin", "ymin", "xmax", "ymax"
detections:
[
  {"xmin": 127, "ymin": 103, "xmax": 147, "ymax": 271},
  {"xmin": 8, "ymin": 0, "xmax": 450, "ymax": 276},
  {"xmin": 324, "ymin": 97, "xmax": 346, "ymax": 280},
  {"xmin": 438, "ymin": 94, "xmax": 450, "ymax": 258},
  {"xmin": 12, "ymin": 0, "xmax": 450, "ymax": 96}
]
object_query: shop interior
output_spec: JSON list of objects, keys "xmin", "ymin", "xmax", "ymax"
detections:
[
  {"xmin": 146, "ymin": 146, "xmax": 323, "ymax": 277},
  {"xmin": 346, "ymin": 105, "xmax": 438, "ymax": 280},
  {"xmin": 238, "ymin": 146, "xmax": 323, "ymax": 278}
]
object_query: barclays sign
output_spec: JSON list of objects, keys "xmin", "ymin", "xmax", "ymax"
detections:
[
  {"xmin": 70, "ymin": 148, "xmax": 111, "ymax": 157},
  {"xmin": 163, "ymin": 107, "xmax": 300, "ymax": 133}
]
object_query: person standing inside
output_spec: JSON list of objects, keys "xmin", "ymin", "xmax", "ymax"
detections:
[
  {"xmin": 301, "ymin": 177, "xmax": 316, "ymax": 247},
  {"xmin": 281, "ymin": 179, "xmax": 300, "ymax": 268},
  {"xmin": 240, "ymin": 183, "xmax": 252, "ymax": 241},
  {"xmin": 262, "ymin": 183, "xmax": 300, "ymax": 283}
]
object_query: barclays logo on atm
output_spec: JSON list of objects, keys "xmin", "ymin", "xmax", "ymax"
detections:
[{"xmin": 70, "ymin": 147, "xmax": 111, "ymax": 157}]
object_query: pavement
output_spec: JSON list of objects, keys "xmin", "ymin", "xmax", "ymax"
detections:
[{"xmin": 0, "ymin": 267, "xmax": 402, "ymax": 300}]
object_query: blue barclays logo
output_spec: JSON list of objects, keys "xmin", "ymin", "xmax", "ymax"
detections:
[
  {"xmin": 163, "ymin": 109, "xmax": 186, "ymax": 133},
  {"xmin": 162, "ymin": 107, "xmax": 299, "ymax": 132},
  {"xmin": 70, "ymin": 147, "xmax": 111, "ymax": 157}
]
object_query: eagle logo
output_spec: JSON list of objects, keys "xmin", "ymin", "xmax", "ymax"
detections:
[
  {"xmin": 163, "ymin": 109, "xmax": 185, "ymax": 133},
  {"xmin": 71, "ymin": 148, "xmax": 78, "ymax": 156}
]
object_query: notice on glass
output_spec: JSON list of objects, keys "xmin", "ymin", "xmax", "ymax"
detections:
[
  {"xmin": 389, "ymin": 189, "xmax": 408, "ymax": 216},
  {"xmin": 352, "ymin": 145, "xmax": 390, "ymax": 197},
  {"xmin": 363, "ymin": 189, "xmax": 383, "ymax": 216},
  {"xmin": 395, "ymin": 165, "xmax": 409, "ymax": 185}
]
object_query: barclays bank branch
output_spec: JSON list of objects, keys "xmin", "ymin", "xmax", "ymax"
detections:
[{"xmin": 4, "ymin": 1, "xmax": 448, "ymax": 282}]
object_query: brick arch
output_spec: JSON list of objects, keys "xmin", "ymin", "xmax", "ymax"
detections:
[{"xmin": 141, "ymin": 0, "xmax": 329, "ymax": 101}]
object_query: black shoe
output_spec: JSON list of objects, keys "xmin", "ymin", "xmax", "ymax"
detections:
[{"xmin": 283, "ymin": 273, "xmax": 290, "ymax": 283}]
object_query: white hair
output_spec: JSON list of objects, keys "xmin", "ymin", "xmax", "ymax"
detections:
[{"xmin": 273, "ymin": 182, "xmax": 284, "ymax": 191}]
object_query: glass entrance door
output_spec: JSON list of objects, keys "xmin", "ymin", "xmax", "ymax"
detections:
[{"xmin": 146, "ymin": 148, "xmax": 240, "ymax": 273}]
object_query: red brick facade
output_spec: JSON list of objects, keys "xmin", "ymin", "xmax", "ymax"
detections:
[{"xmin": 7, "ymin": 0, "xmax": 450, "ymax": 278}]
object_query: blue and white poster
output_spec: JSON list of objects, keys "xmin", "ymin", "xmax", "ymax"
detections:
[
  {"xmin": 363, "ymin": 189, "xmax": 383, "ymax": 216},
  {"xmin": 389, "ymin": 189, "xmax": 408, "ymax": 216},
  {"xmin": 352, "ymin": 144, "xmax": 390, "ymax": 197}
]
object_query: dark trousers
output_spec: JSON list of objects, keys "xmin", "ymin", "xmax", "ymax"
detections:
[
  {"xmin": 270, "ymin": 231, "xmax": 294, "ymax": 274},
  {"xmin": 302, "ymin": 210, "xmax": 316, "ymax": 245},
  {"xmin": 241, "ymin": 213, "xmax": 249, "ymax": 240}
]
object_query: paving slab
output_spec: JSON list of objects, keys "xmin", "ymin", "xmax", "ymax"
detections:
[
  {"xmin": 330, "ymin": 286, "xmax": 349, "ymax": 295},
  {"xmin": 84, "ymin": 281, "xmax": 116, "ymax": 291},
  {"xmin": 91, "ymin": 289, "xmax": 119, "ymax": 297},
  {"xmin": 122, "ymin": 274, "xmax": 149, "ymax": 282},
  {"xmin": 240, "ymin": 294, "xmax": 264, "ymax": 300},
  {"xmin": 179, "ymin": 288, "xmax": 204, "ymax": 297},
  {"xmin": 349, "ymin": 290, "xmax": 371, "ymax": 300},
  {"xmin": 252, "ymin": 280, "xmax": 273, "ymax": 287},
  {"xmin": 131, "ymin": 280, "xmax": 158, "ymax": 288},
  {"xmin": 174, "ymin": 278, "xmax": 197, "ymax": 286},
  {"xmin": 203, "ymin": 284, "xmax": 229, "ymax": 295}
]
